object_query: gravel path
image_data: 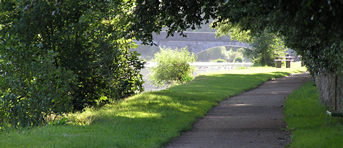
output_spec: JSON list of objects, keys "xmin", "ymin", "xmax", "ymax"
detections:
[{"xmin": 165, "ymin": 72, "xmax": 311, "ymax": 148}]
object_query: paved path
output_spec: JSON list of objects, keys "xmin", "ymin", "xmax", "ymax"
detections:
[{"xmin": 166, "ymin": 73, "xmax": 311, "ymax": 148}]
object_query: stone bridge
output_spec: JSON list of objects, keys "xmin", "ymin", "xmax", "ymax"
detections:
[{"xmin": 138, "ymin": 32, "xmax": 252, "ymax": 54}]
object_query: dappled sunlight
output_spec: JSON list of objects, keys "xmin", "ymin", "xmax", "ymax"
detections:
[
  {"xmin": 116, "ymin": 111, "xmax": 161, "ymax": 119},
  {"xmin": 0, "ymin": 65, "xmax": 308, "ymax": 148},
  {"xmin": 167, "ymin": 102, "xmax": 196, "ymax": 113},
  {"xmin": 88, "ymin": 91, "xmax": 204, "ymax": 121}
]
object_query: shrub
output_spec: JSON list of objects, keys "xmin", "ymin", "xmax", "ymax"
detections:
[
  {"xmin": 149, "ymin": 47, "xmax": 196, "ymax": 87},
  {"xmin": 213, "ymin": 59, "xmax": 227, "ymax": 63},
  {"xmin": 234, "ymin": 57, "xmax": 244, "ymax": 63},
  {"xmin": 0, "ymin": 51, "xmax": 75, "ymax": 129}
]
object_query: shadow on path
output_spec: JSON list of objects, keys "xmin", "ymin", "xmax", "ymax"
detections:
[{"xmin": 166, "ymin": 72, "xmax": 311, "ymax": 148}]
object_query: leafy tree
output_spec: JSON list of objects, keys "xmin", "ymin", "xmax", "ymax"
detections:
[
  {"xmin": 246, "ymin": 32, "xmax": 286, "ymax": 66},
  {"xmin": 131, "ymin": 0, "xmax": 343, "ymax": 73},
  {"xmin": 220, "ymin": 1, "xmax": 343, "ymax": 74},
  {"xmin": 214, "ymin": 20, "xmax": 286, "ymax": 66},
  {"xmin": 131, "ymin": 0, "xmax": 343, "ymax": 110},
  {"xmin": 0, "ymin": 0, "xmax": 144, "ymax": 128},
  {"xmin": 149, "ymin": 47, "xmax": 196, "ymax": 87}
]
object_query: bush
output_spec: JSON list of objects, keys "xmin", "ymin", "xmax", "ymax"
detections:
[
  {"xmin": 0, "ymin": 51, "xmax": 75, "ymax": 129},
  {"xmin": 234, "ymin": 57, "xmax": 244, "ymax": 63},
  {"xmin": 149, "ymin": 47, "xmax": 196, "ymax": 86},
  {"xmin": 213, "ymin": 59, "xmax": 227, "ymax": 63}
]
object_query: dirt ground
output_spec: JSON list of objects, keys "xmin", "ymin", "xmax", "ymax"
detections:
[{"xmin": 165, "ymin": 72, "xmax": 311, "ymax": 148}]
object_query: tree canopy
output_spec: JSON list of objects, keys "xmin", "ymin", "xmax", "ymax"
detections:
[{"xmin": 132, "ymin": 0, "xmax": 343, "ymax": 74}]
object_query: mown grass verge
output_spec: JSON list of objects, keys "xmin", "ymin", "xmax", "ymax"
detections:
[
  {"xmin": 0, "ymin": 63, "xmax": 306, "ymax": 148},
  {"xmin": 285, "ymin": 81, "xmax": 343, "ymax": 148}
]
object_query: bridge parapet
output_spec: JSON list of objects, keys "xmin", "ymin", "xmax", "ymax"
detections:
[
  {"xmin": 153, "ymin": 32, "xmax": 231, "ymax": 42},
  {"xmin": 136, "ymin": 31, "xmax": 252, "ymax": 54}
]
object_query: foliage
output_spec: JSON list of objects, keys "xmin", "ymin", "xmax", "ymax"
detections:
[
  {"xmin": 213, "ymin": 59, "xmax": 227, "ymax": 63},
  {"xmin": 0, "ymin": 51, "xmax": 75, "ymax": 129},
  {"xmin": 215, "ymin": 1, "xmax": 343, "ymax": 74},
  {"xmin": 227, "ymin": 47, "xmax": 249, "ymax": 62},
  {"xmin": 131, "ymin": 0, "xmax": 217, "ymax": 44},
  {"xmin": 0, "ymin": 64, "xmax": 306, "ymax": 147},
  {"xmin": 214, "ymin": 19, "xmax": 252, "ymax": 43},
  {"xmin": 149, "ymin": 47, "xmax": 196, "ymax": 87},
  {"xmin": 246, "ymin": 31, "xmax": 286, "ymax": 66},
  {"xmin": 196, "ymin": 46, "xmax": 230, "ymax": 62},
  {"xmin": 131, "ymin": 0, "xmax": 343, "ymax": 74},
  {"xmin": 196, "ymin": 46, "xmax": 248, "ymax": 62},
  {"xmin": 233, "ymin": 57, "xmax": 243, "ymax": 63},
  {"xmin": 0, "ymin": 0, "xmax": 144, "ymax": 128},
  {"xmin": 285, "ymin": 81, "xmax": 343, "ymax": 148},
  {"xmin": 214, "ymin": 20, "xmax": 286, "ymax": 66}
]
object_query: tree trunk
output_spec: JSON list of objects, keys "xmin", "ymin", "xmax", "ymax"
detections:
[{"xmin": 314, "ymin": 72, "xmax": 343, "ymax": 111}]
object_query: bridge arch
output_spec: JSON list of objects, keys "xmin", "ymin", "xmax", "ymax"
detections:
[
  {"xmin": 195, "ymin": 45, "xmax": 253, "ymax": 62},
  {"xmin": 196, "ymin": 45, "xmax": 253, "ymax": 54},
  {"xmin": 149, "ymin": 32, "xmax": 252, "ymax": 54}
]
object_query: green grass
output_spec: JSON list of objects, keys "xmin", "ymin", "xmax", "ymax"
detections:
[
  {"xmin": 285, "ymin": 81, "xmax": 343, "ymax": 148},
  {"xmin": 0, "ymin": 63, "xmax": 306, "ymax": 148}
]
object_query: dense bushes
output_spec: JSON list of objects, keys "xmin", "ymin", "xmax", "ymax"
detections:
[
  {"xmin": 0, "ymin": 51, "xmax": 75, "ymax": 128},
  {"xmin": 149, "ymin": 47, "xmax": 196, "ymax": 86},
  {"xmin": 0, "ymin": 1, "xmax": 144, "ymax": 128}
]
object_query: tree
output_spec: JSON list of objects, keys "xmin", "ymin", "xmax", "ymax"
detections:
[
  {"xmin": 131, "ymin": 0, "xmax": 343, "ymax": 110},
  {"xmin": 0, "ymin": 0, "xmax": 145, "ymax": 128},
  {"xmin": 132, "ymin": 0, "xmax": 343, "ymax": 72},
  {"xmin": 248, "ymin": 32, "xmax": 286, "ymax": 66},
  {"xmin": 214, "ymin": 20, "xmax": 286, "ymax": 66}
]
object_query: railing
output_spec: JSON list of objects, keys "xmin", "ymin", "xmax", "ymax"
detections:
[{"xmin": 144, "ymin": 62, "xmax": 253, "ymax": 68}]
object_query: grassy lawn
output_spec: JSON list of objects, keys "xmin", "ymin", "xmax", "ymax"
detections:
[
  {"xmin": 285, "ymin": 81, "xmax": 343, "ymax": 148},
  {"xmin": 0, "ymin": 63, "xmax": 306, "ymax": 148}
]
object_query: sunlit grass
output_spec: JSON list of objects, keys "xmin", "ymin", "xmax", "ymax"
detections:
[
  {"xmin": 285, "ymin": 81, "xmax": 343, "ymax": 148},
  {"xmin": 0, "ymin": 62, "xmax": 306, "ymax": 148}
]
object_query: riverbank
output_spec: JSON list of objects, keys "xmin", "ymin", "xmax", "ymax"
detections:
[
  {"xmin": 142, "ymin": 62, "xmax": 254, "ymax": 92},
  {"xmin": 0, "ymin": 63, "xmax": 306, "ymax": 148}
]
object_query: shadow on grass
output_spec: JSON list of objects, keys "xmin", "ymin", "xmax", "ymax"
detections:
[{"xmin": 0, "ymin": 71, "xmax": 304, "ymax": 147}]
